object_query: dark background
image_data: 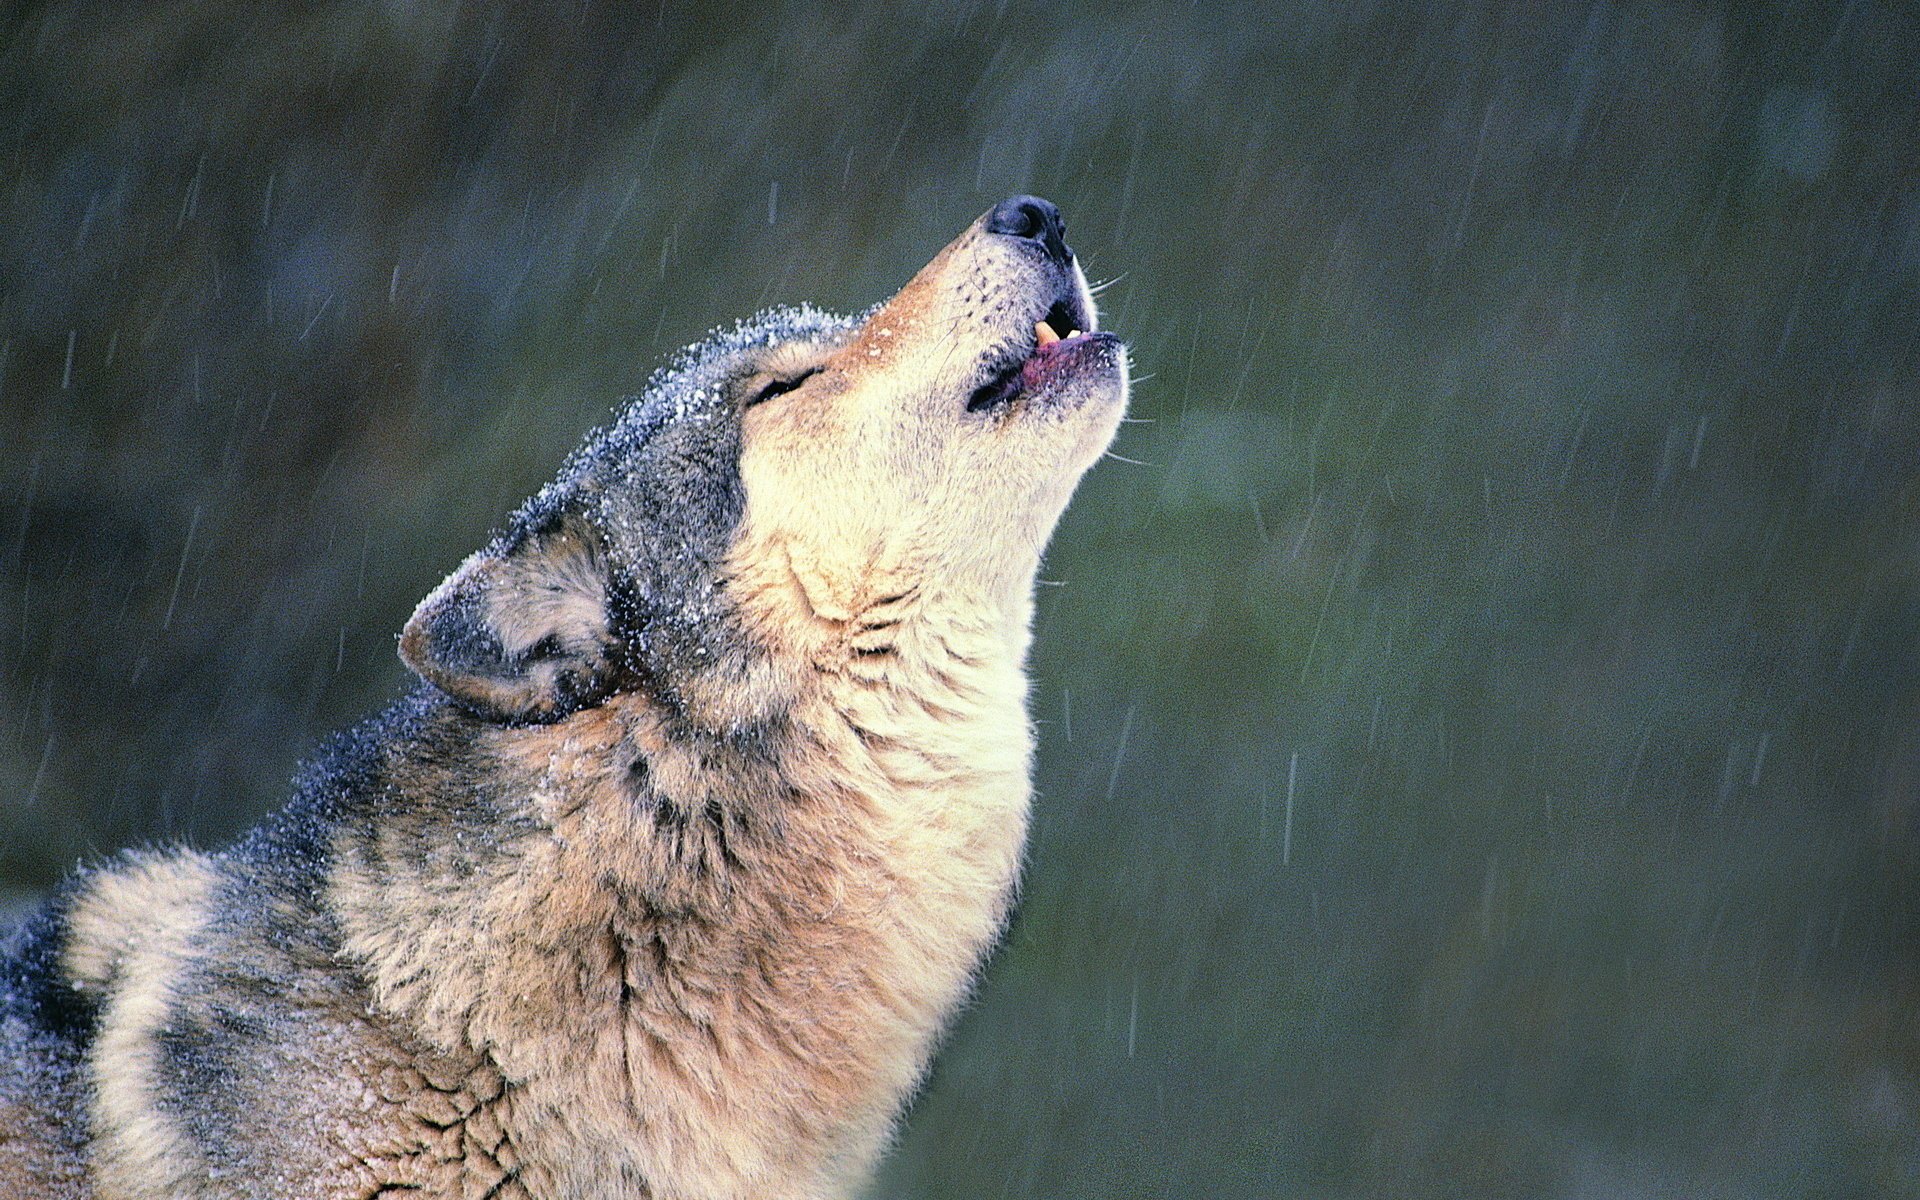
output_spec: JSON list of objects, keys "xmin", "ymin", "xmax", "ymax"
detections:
[{"xmin": 4, "ymin": 2, "xmax": 1918, "ymax": 1195}]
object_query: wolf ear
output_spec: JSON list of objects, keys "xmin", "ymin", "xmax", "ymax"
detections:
[{"xmin": 399, "ymin": 516, "xmax": 623, "ymax": 724}]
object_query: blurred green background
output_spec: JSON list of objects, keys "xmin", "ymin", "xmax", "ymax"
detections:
[{"xmin": 3, "ymin": 1, "xmax": 1918, "ymax": 1195}]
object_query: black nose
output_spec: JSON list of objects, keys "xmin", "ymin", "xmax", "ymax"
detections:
[{"xmin": 985, "ymin": 194, "xmax": 1071, "ymax": 264}]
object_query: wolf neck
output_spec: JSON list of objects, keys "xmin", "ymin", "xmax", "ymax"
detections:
[
  {"xmin": 716, "ymin": 531, "xmax": 1041, "ymax": 820},
  {"xmin": 330, "ymin": 577, "xmax": 1037, "ymax": 1195}
]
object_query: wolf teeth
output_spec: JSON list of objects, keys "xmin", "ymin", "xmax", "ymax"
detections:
[{"xmin": 1035, "ymin": 320, "xmax": 1061, "ymax": 347}]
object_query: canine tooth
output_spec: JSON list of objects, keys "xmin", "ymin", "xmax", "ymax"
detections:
[
  {"xmin": 1035, "ymin": 321, "xmax": 1060, "ymax": 347},
  {"xmin": 1067, "ymin": 329, "xmax": 1082, "ymax": 339}
]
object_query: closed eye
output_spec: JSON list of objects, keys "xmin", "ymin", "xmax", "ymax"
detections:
[{"xmin": 745, "ymin": 367, "xmax": 822, "ymax": 408}]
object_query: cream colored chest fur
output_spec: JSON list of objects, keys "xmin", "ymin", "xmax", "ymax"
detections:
[{"xmin": 332, "ymin": 599, "xmax": 1035, "ymax": 1200}]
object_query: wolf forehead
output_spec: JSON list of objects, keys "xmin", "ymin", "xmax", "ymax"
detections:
[
  {"xmin": 514, "ymin": 304, "xmax": 864, "ymax": 600},
  {"xmin": 537, "ymin": 303, "xmax": 859, "ymax": 556}
]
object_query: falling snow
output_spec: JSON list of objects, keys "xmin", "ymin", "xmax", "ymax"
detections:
[{"xmin": 2, "ymin": 4, "xmax": 1918, "ymax": 1198}]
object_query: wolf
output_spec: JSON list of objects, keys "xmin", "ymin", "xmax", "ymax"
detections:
[{"xmin": 0, "ymin": 195, "xmax": 1126, "ymax": 1199}]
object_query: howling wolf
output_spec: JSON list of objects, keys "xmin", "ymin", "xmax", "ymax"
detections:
[{"xmin": 0, "ymin": 195, "xmax": 1127, "ymax": 1200}]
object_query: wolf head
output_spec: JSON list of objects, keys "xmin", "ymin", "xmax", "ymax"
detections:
[{"xmin": 399, "ymin": 196, "xmax": 1127, "ymax": 727}]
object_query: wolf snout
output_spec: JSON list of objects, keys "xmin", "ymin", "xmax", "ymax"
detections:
[
  {"xmin": 978, "ymin": 196, "xmax": 1095, "ymax": 339},
  {"xmin": 985, "ymin": 194, "xmax": 1071, "ymax": 266}
]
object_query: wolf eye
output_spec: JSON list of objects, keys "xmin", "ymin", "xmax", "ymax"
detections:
[{"xmin": 744, "ymin": 367, "xmax": 821, "ymax": 408}]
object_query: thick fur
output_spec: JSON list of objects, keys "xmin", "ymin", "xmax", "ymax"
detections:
[{"xmin": 0, "ymin": 202, "xmax": 1127, "ymax": 1200}]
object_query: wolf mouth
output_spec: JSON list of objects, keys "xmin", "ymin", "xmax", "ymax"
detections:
[{"xmin": 966, "ymin": 294, "xmax": 1108, "ymax": 413}]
